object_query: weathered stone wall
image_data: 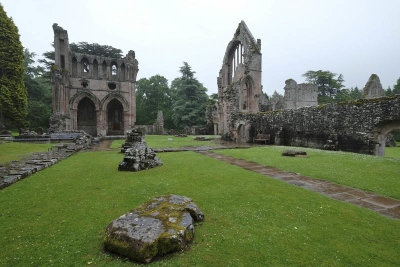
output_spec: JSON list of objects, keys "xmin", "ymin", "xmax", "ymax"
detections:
[
  {"xmin": 284, "ymin": 79, "xmax": 318, "ymax": 109},
  {"xmin": 230, "ymin": 96, "xmax": 400, "ymax": 156}
]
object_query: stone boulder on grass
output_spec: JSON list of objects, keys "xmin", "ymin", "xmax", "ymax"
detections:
[
  {"xmin": 281, "ymin": 150, "xmax": 309, "ymax": 157},
  {"xmin": 104, "ymin": 195, "xmax": 204, "ymax": 263}
]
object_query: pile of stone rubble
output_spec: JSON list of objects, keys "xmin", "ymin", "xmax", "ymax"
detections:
[{"xmin": 118, "ymin": 128, "xmax": 162, "ymax": 172}]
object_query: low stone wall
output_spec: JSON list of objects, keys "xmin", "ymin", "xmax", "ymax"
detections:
[
  {"xmin": 230, "ymin": 96, "xmax": 400, "ymax": 155},
  {"xmin": 0, "ymin": 134, "xmax": 91, "ymax": 190}
]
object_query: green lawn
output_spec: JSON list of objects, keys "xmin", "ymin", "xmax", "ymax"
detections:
[
  {"xmin": 0, "ymin": 150, "xmax": 399, "ymax": 266},
  {"xmin": 111, "ymin": 135, "xmax": 218, "ymax": 149},
  {"xmin": 0, "ymin": 142, "xmax": 53, "ymax": 164},
  {"xmin": 214, "ymin": 146, "xmax": 400, "ymax": 199},
  {"xmin": 386, "ymin": 146, "xmax": 400, "ymax": 159}
]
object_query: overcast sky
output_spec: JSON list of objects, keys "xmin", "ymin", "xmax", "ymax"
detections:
[{"xmin": 2, "ymin": 0, "xmax": 400, "ymax": 96}]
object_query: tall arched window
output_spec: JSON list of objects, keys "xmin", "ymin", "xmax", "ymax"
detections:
[
  {"xmin": 111, "ymin": 62, "xmax": 118, "ymax": 76},
  {"xmin": 228, "ymin": 42, "xmax": 243, "ymax": 84},
  {"xmin": 243, "ymin": 76, "xmax": 253, "ymax": 111},
  {"xmin": 72, "ymin": 57, "xmax": 77, "ymax": 76},
  {"xmin": 102, "ymin": 61, "xmax": 107, "ymax": 78},
  {"xmin": 81, "ymin": 57, "xmax": 90, "ymax": 76},
  {"xmin": 120, "ymin": 63, "xmax": 126, "ymax": 81},
  {"xmin": 92, "ymin": 59, "xmax": 98, "ymax": 78}
]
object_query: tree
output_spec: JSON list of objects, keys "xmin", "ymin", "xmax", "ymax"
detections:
[
  {"xmin": 334, "ymin": 87, "xmax": 362, "ymax": 103},
  {"xmin": 171, "ymin": 62, "xmax": 209, "ymax": 129},
  {"xmin": 349, "ymin": 86, "xmax": 362, "ymax": 100},
  {"xmin": 385, "ymin": 78, "xmax": 400, "ymax": 96},
  {"xmin": 37, "ymin": 44, "xmax": 54, "ymax": 79},
  {"xmin": 394, "ymin": 78, "xmax": 400, "ymax": 95},
  {"xmin": 69, "ymin": 42, "xmax": 123, "ymax": 58},
  {"xmin": 23, "ymin": 49, "xmax": 52, "ymax": 129},
  {"xmin": 271, "ymin": 90, "xmax": 283, "ymax": 101},
  {"xmin": 136, "ymin": 75, "xmax": 174, "ymax": 129},
  {"xmin": 0, "ymin": 4, "xmax": 27, "ymax": 128},
  {"xmin": 207, "ymin": 93, "xmax": 218, "ymax": 106},
  {"xmin": 303, "ymin": 70, "xmax": 345, "ymax": 104}
]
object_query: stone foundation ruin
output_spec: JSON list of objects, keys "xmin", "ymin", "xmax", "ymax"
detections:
[{"xmin": 118, "ymin": 128, "xmax": 162, "ymax": 171}]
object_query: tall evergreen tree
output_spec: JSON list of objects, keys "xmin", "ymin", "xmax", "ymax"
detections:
[
  {"xmin": 171, "ymin": 62, "xmax": 209, "ymax": 129},
  {"xmin": 0, "ymin": 4, "xmax": 27, "ymax": 127},
  {"xmin": 23, "ymin": 49, "xmax": 52, "ymax": 129}
]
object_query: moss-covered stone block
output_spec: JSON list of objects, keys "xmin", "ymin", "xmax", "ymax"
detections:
[{"xmin": 104, "ymin": 194, "xmax": 204, "ymax": 263}]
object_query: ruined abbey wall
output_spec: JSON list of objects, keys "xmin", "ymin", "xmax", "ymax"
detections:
[
  {"xmin": 214, "ymin": 21, "xmax": 262, "ymax": 136},
  {"xmin": 231, "ymin": 96, "xmax": 400, "ymax": 156},
  {"xmin": 283, "ymin": 79, "xmax": 318, "ymax": 109},
  {"xmin": 51, "ymin": 24, "xmax": 138, "ymax": 136}
]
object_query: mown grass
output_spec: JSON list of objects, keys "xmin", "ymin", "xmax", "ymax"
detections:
[
  {"xmin": 215, "ymin": 146, "xmax": 400, "ymax": 199},
  {"xmin": 110, "ymin": 135, "xmax": 218, "ymax": 149},
  {"xmin": 0, "ymin": 150, "xmax": 399, "ymax": 266},
  {"xmin": 0, "ymin": 142, "xmax": 53, "ymax": 164},
  {"xmin": 386, "ymin": 146, "xmax": 400, "ymax": 159}
]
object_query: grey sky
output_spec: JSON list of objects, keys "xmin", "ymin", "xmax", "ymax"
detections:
[{"xmin": 3, "ymin": 0, "xmax": 400, "ymax": 96}]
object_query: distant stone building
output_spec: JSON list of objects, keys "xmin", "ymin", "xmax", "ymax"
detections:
[
  {"xmin": 283, "ymin": 79, "xmax": 318, "ymax": 109},
  {"xmin": 51, "ymin": 24, "xmax": 138, "ymax": 136},
  {"xmin": 214, "ymin": 21, "xmax": 262, "ymax": 137},
  {"xmin": 258, "ymin": 79, "xmax": 317, "ymax": 112},
  {"xmin": 362, "ymin": 74, "xmax": 384, "ymax": 99}
]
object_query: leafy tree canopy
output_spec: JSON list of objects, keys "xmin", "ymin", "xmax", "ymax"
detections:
[
  {"xmin": 69, "ymin": 42, "xmax": 123, "ymax": 58},
  {"xmin": 136, "ymin": 75, "xmax": 174, "ymax": 128},
  {"xmin": 303, "ymin": 70, "xmax": 345, "ymax": 101},
  {"xmin": 0, "ymin": 4, "xmax": 27, "ymax": 127}
]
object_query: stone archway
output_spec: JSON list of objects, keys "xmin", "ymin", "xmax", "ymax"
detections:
[
  {"xmin": 373, "ymin": 120, "xmax": 400, "ymax": 156},
  {"xmin": 77, "ymin": 97, "xmax": 97, "ymax": 136},
  {"xmin": 107, "ymin": 99, "xmax": 124, "ymax": 135}
]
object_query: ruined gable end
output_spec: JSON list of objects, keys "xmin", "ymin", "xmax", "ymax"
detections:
[{"xmin": 215, "ymin": 21, "xmax": 262, "ymax": 137}]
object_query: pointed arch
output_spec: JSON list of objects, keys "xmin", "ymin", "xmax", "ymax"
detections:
[
  {"xmin": 70, "ymin": 91, "xmax": 100, "ymax": 111},
  {"xmin": 72, "ymin": 57, "xmax": 77, "ymax": 76},
  {"xmin": 102, "ymin": 60, "xmax": 107, "ymax": 78},
  {"xmin": 92, "ymin": 59, "xmax": 98, "ymax": 78},
  {"xmin": 100, "ymin": 93, "xmax": 129, "ymax": 111},
  {"xmin": 120, "ymin": 63, "xmax": 126, "ymax": 81},
  {"xmin": 77, "ymin": 97, "xmax": 97, "ymax": 136},
  {"xmin": 81, "ymin": 57, "xmax": 90, "ymax": 76}
]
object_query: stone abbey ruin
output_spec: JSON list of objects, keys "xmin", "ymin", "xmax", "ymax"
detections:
[
  {"xmin": 207, "ymin": 21, "xmax": 400, "ymax": 156},
  {"xmin": 51, "ymin": 24, "xmax": 138, "ymax": 137},
  {"xmin": 49, "ymin": 21, "xmax": 399, "ymax": 156}
]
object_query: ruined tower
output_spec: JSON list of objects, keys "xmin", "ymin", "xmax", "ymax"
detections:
[
  {"xmin": 283, "ymin": 79, "xmax": 318, "ymax": 109},
  {"xmin": 51, "ymin": 24, "xmax": 138, "ymax": 136},
  {"xmin": 362, "ymin": 74, "xmax": 384, "ymax": 99},
  {"xmin": 215, "ymin": 21, "xmax": 262, "ymax": 137}
]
